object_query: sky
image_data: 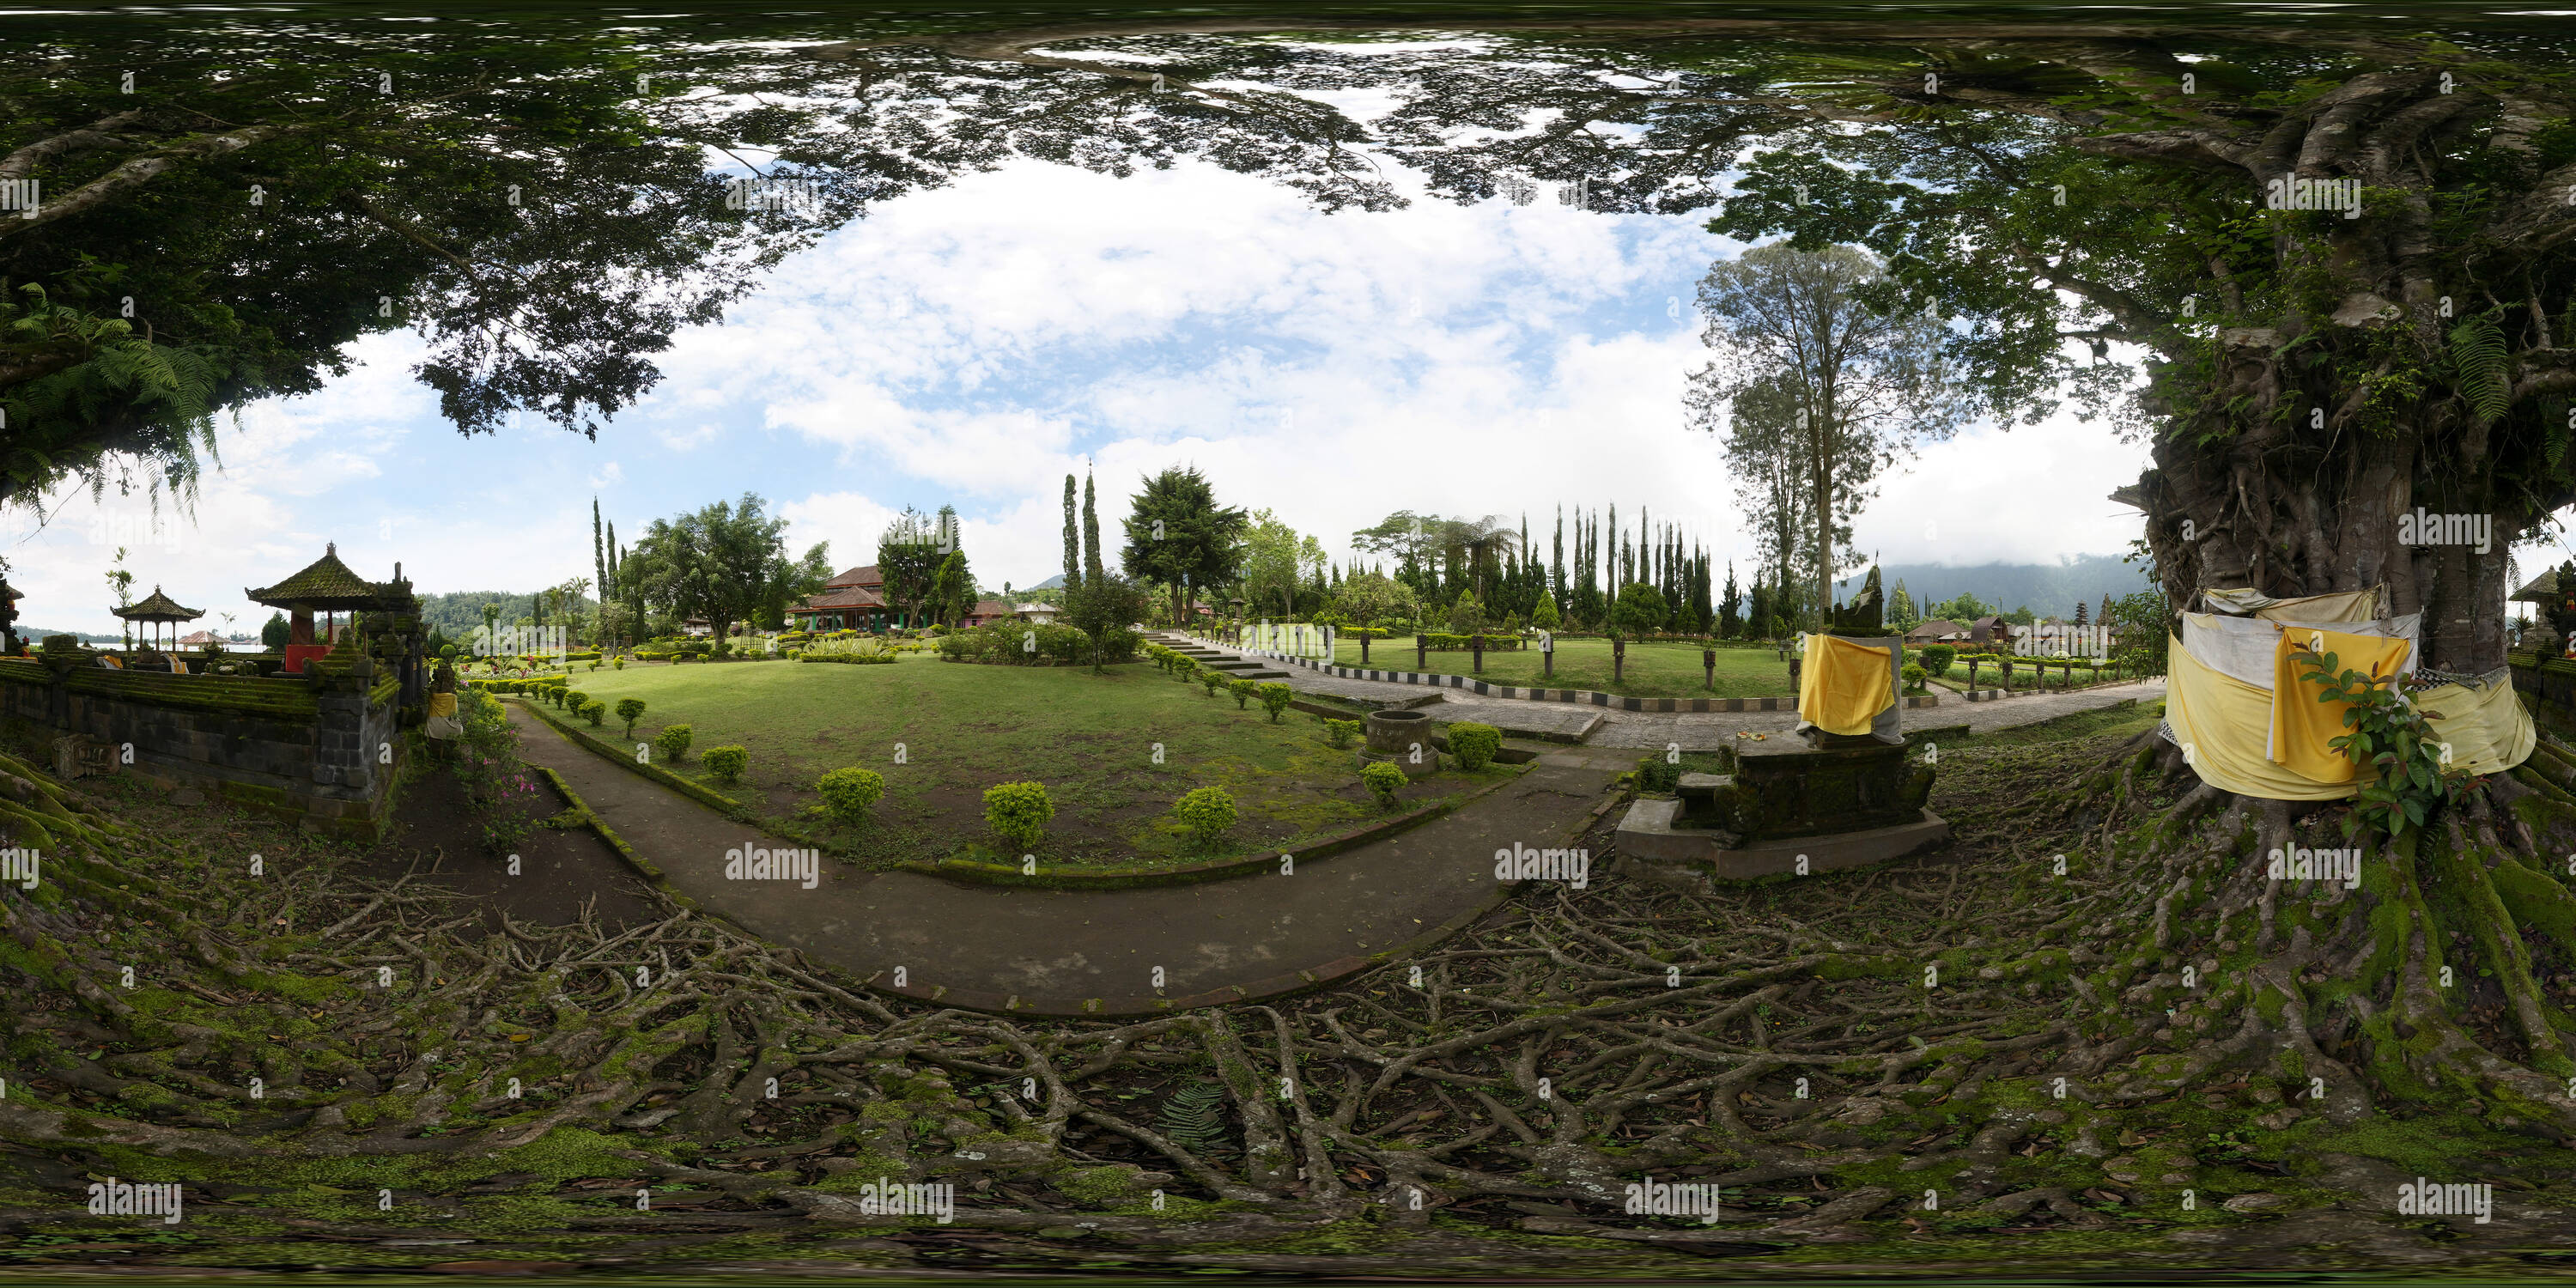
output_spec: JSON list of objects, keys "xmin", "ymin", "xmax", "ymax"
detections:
[{"xmin": 11, "ymin": 130, "xmax": 2175, "ymax": 637}]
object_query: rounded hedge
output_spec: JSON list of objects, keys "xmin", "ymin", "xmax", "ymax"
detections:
[
  {"xmin": 654, "ymin": 724, "xmax": 694, "ymax": 762},
  {"xmin": 1172, "ymin": 785, "xmax": 1237, "ymax": 848},
  {"xmin": 984, "ymin": 781, "xmax": 1054, "ymax": 848},
  {"xmin": 1361, "ymin": 760, "xmax": 1406, "ymax": 806},
  {"xmin": 702, "ymin": 744, "xmax": 749, "ymax": 783},
  {"xmin": 1447, "ymin": 721, "xmax": 1503, "ymax": 771},
  {"xmin": 817, "ymin": 767, "xmax": 885, "ymax": 821}
]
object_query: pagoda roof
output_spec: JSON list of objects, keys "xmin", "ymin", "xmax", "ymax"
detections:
[
  {"xmin": 112, "ymin": 586, "xmax": 204, "ymax": 622},
  {"xmin": 246, "ymin": 543, "xmax": 393, "ymax": 610},
  {"xmin": 2512, "ymin": 567, "xmax": 2569, "ymax": 604}
]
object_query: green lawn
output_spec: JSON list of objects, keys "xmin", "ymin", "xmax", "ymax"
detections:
[
  {"xmin": 552, "ymin": 655, "xmax": 1511, "ymax": 868},
  {"xmin": 1328, "ymin": 635, "xmax": 1796, "ymax": 699}
]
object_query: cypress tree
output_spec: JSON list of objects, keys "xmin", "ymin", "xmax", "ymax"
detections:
[
  {"xmin": 1082, "ymin": 467, "xmax": 1104, "ymax": 586},
  {"xmin": 1061, "ymin": 474, "xmax": 1083, "ymax": 593}
]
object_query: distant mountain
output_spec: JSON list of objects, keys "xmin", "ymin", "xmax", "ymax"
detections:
[
  {"xmin": 1024, "ymin": 574, "xmax": 1067, "ymax": 591},
  {"xmin": 1826, "ymin": 555, "xmax": 2155, "ymax": 619}
]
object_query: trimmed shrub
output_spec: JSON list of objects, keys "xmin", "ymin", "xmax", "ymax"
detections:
[
  {"xmin": 565, "ymin": 690, "xmax": 588, "ymax": 715},
  {"xmin": 613, "ymin": 657, "xmax": 625, "ymax": 670},
  {"xmin": 1229, "ymin": 677, "xmax": 1257, "ymax": 709},
  {"xmin": 580, "ymin": 696, "xmax": 606, "ymax": 726},
  {"xmin": 1172, "ymin": 786, "xmax": 1238, "ymax": 848},
  {"xmin": 1323, "ymin": 719, "xmax": 1361, "ymax": 750},
  {"xmin": 1257, "ymin": 682, "xmax": 1294, "ymax": 722},
  {"xmin": 1902, "ymin": 663, "xmax": 1928, "ymax": 694},
  {"xmin": 614, "ymin": 697, "xmax": 647, "ymax": 737},
  {"xmin": 1361, "ymin": 760, "xmax": 1406, "ymax": 808},
  {"xmin": 983, "ymin": 781, "xmax": 1054, "ymax": 848},
  {"xmin": 1447, "ymin": 721, "xmax": 1502, "ymax": 771},
  {"xmin": 702, "ymin": 744, "xmax": 748, "ymax": 783},
  {"xmin": 1199, "ymin": 669, "xmax": 1228, "ymax": 698},
  {"xmin": 817, "ymin": 767, "xmax": 885, "ymax": 821},
  {"xmin": 1917, "ymin": 644, "xmax": 1956, "ymax": 678},
  {"xmin": 655, "ymin": 724, "xmax": 694, "ymax": 762}
]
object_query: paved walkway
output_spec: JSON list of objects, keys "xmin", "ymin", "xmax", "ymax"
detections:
[
  {"xmin": 506, "ymin": 705, "xmax": 1621, "ymax": 1017},
  {"xmin": 1165, "ymin": 634, "xmax": 2165, "ymax": 749}
]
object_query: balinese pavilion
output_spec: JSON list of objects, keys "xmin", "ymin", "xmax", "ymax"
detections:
[
  {"xmin": 111, "ymin": 586, "xmax": 204, "ymax": 661},
  {"xmin": 246, "ymin": 543, "xmax": 399, "ymax": 674}
]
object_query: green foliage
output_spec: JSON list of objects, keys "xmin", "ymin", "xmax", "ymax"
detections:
[
  {"xmin": 817, "ymin": 767, "xmax": 886, "ymax": 821},
  {"xmin": 702, "ymin": 744, "xmax": 748, "ymax": 783},
  {"xmin": 1172, "ymin": 785, "xmax": 1239, "ymax": 848},
  {"xmin": 2448, "ymin": 312, "xmax": 2511, "ymax": 425},
  {"xmin": 1323, "ymin": 718, "xmax": 1361, "ymax": 750},
  {"xmin": 1360, "ymin": 760, "xmax": 1406, "ymax": 807},
  {"xmin": 1156, "ymin": 1078, "xmax": 1229, "ymax": 1153},
  {"xmin": 579, "ymin": 696, "xmax": 606, "ymax": 726},
  {"xmin": 654, "ymin": 723, "xmax": 694, "ymax": 762},
  {"xmin": 614, "ymin": 696, "xmax": 647, "ymax": 737},
  {"xmin": 1902, "ymin": 662, "xmax": 1928, "ymax": 694},
  {"xmin": 803, "ymin": 635, "xmax": 901, "ymax": 665},
  {"xmin": 1199, "ymin": 669, "xmax": 1228, "ymax": 697},
  {"xmin": 1446, "ymin": 721, "xmax": 1502, "ymax": 771},
  {"xmin": 565, "ymin": 690, "xmax": 587, "ymax": 714},
  {"xmin": 2291, "ymin": 647, "xmax": 2471, "ymax": 839},
  {"xmin": 983, "ymin": 780, "xmax": 1054, "ymax": 848},
  {"xmin": 1229, "ymin": 677, "xmax": 1257, "ymax": 709},
  {"xmin": 1918, "ymin": 643, "xmax": 1956, "ymax": 677},
  {"xmin": 935, "ymin": 622, "xmax": 1134, "ymax": 666},
  {"xmin": 1609, "ymin": 583, "xmax": 1669, "ymax": 640},
  {"xmin": 1257, "ymin": 682, "xmax": 1295, "ymax": 721},
  {"xmin": 1531, "ymin": 592, "xmax": 1561, "ymax": 631}
]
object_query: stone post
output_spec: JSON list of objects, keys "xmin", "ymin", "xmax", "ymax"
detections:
[
  {"xmin": 1416, "ymin": 633, "xmax": 1427, "ymax": 671},
  {"xmin": 1472, "ymin": 634, "xmax": 1484, "ymax": 674},
  {"xmin": 1543, "ymin": 637, "xmax": 1553, "ymax": 681},
  {"xmin": 1360, "ymin": 632, "xmax": 1370, "ymax": 665},
  {"xmin": 1703, "ymin": 647, "xmax": 1715, "ymax": 690},
  {"xmin": 1613, "ymin": 636, "xmax": 1625, "ymax": 684},
  {"xmin": 309, "ymin": 647, "xmax": 378, "ymax": 799}
]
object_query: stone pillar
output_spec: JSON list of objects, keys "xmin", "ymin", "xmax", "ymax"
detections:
[
  {"xmin": 1703, "ymin": 647, "xmax": 1715, "ymax": 690},
  {"xmin": 1472, "ymin": 634, "xmax": 1484, "ymax": 673},
  {"xmin": 1360, "ymin": 633, "xmax": 1370, "ymax": 665},
  {"xmin": 1614, "ymin": 637, "xmax": 1625, "ymax": 684},
  {"xmin": 1416, "ymin": 634, "xmax": 1426, "ymax": 671}
]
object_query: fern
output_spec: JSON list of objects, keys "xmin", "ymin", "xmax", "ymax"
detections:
[
  {"xmin": 1155, "ymin": 1078, "xmax": 1229, "ymax": 1154},
  {"xmin": 2449, "ymin": 312, "xmax": 2510, "ymax": 425}
]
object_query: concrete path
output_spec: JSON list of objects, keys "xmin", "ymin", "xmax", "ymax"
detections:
[
  {"xmin": 1165, "ymin": 634, "xmax": 2165, "ymax": 749},
  {"xmin": 507, "ymin": 705, "xmax": 1620, "ymax": 1017}
]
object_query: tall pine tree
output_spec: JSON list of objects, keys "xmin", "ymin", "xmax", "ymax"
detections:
[
  {"xmin": 1061, "ymin": 474, "xmax": 1083, "ymax": 594},
  {"xmin": 1082, "ymin": 467, "xmax": 1104, "ymax": 586}
]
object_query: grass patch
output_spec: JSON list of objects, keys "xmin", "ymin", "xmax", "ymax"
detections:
[{"xmin": 543, "ymin": 653, "xmax": 1511, "ymax": 868}]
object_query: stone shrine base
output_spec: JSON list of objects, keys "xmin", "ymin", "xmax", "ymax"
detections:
[{"xmin": 1614, "ymin": 797, "xmax": 1950, "ymax": 884}]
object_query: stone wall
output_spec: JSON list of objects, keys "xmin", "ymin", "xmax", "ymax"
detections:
[
  {"xmin": 0, "ymin": 656, "xmax": 405, "ymax": 839},
  {"xmin": 2508, "ymin": 651, "xmax": 2575, "ymax": 739}
]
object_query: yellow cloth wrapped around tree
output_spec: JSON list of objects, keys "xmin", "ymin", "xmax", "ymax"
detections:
[
  {"xmin": 428, "ymin": 691, "xmax": 459, "ymax": 720},
  {"xmin": 1797, "ymin": 634, "xmax": 1894, "ymax": 736},
  {"xmin": 2269, "ymin": 626, "xmax": 2413, "ymax": 786}
]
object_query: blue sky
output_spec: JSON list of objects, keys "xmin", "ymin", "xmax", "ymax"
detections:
[{"xmin": 10, "ymin": 141, "xmax": 2169, "ymax": 636}]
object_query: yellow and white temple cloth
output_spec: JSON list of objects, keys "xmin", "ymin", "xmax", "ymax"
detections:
[{"xmin": 2162, "ymin": 586, "xmax": 2532, "ymax": 799}]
